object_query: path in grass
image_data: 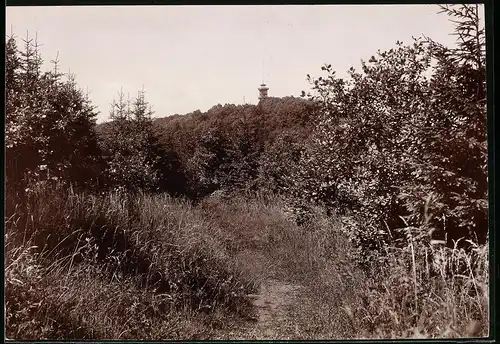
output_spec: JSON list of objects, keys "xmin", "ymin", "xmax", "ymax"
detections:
[{"xmin": 223, "ymin": 278, "xmax": 304, "ymax": 340}]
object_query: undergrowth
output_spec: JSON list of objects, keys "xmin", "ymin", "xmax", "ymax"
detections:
[
  {"xmin": 5, "ymin": 182, "xmax": 255, "ymax": 340},
  {"xmin": 5, "ymin": 183, "xmax": 489, "ymax": 339},
  {"xmin": 288, "ymin": 224, "xmax": 489, "ymax": 339}
]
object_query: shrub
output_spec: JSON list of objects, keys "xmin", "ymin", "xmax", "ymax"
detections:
[
  {"xmin": 98, "ymin": 89, "xmax": 167, "ymax": 193},
  {"xmin": 295, "ymin": 4, "xmax": 487, "ymax": 259}
]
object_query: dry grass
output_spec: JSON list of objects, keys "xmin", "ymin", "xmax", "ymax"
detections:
[
  {"xmin": 347, "ymin": 238, "xmax": 489, "ymax": 339},
  {"xmin": 5, "ymin": 182, "xmax": 255, "ymax": 340},
  {"xmin": 5, "ymin": 248, "xmax": 217, "ymax": 339},
  {"xmin": 199, "ymin": 194, "xmax": 344, "ymax": 283},
  {"xmin": 5, "ymin": 183, "xmax": 489, "ymax": 339},
  {"xmin": 288, "ymin": 229, "xmax": 489, "ymax": 339}
]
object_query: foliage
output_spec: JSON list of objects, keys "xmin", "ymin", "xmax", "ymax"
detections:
[
  {"xmin": 5, "ymin": 33, "xmax": 104, "ymax": 192},
  {"xmin": 401, "ymin": 4, "xmax": 488, "ymax": 244},
  {"xmin": 296, "ymin": 4, "xmax": 487, "ymax": 258},
  {"xmin": 256, "ymin": 130, "xmax": 304, "ymax": 195},
  {"xmin": 152, "ymin": 97, "xmax": 317, "ymax": 200},
  {"xmin": 183, "ymin": 126, "xmax": 233, "ymax": 198},
  {"xmin": 98, "ymin": 89, "xmax": 167, "ymax": 193}
]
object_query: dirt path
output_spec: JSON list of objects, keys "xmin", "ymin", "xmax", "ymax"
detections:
[{"xmin": 223, "ymin": 279, "xmax": 303, "ymax": 339}]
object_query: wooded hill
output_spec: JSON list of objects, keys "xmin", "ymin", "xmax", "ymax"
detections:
[{"xmin": 97, "ymin": 96, "xmax": 318, "ymax": 200}]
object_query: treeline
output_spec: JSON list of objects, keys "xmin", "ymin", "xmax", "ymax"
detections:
[
  {"xmin": 5, "ymin": 30, "xmax": 318, "ymax": 201},
  {"xmin": 97, "ymin": 96, "xmax": 318, "ymax": 200}
]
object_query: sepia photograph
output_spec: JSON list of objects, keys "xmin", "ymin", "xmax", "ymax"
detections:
[{"xmin": 5, "ymin": 3, "xmax": 489, "ymax": 340}]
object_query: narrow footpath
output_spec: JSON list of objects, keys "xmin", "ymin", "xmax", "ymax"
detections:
[{"xmin": 223, "ymin": 278, "xmax": 304, "ymax": 340}]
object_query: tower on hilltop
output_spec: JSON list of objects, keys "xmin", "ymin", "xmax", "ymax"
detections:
[{"xmin": 258, "ymin": 83, "xmax": 269, "ymax": 100}]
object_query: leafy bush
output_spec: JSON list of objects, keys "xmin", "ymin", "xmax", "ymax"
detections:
[
  {"xmin": 294, "ymin": 4, "xmax": 487, "ymax": 258},
  {"xmin": 256, "ymin": 130, "xmax": 304, "ymax": 195}
]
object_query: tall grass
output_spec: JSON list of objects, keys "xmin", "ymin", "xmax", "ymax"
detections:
[
  {"xmin": 5, "ymin": 183, "xmax": 489, "ymax": 339},
  {"xmin": 288, "ymin": 223, "xmax": 489, "ymax": 339},
  {"xmin": 5, "ymin": 182, "xmax": 256, "ymax": 339},
  {"xmin": 201, "ymin": 194, "xmax": 366, "ymax": 339},
  {"xmin": 346, "ymin": 237, "xmax": 489, "ymax": 338}
]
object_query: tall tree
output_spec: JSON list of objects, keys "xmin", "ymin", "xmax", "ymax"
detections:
[
  {"xmin": 401, "ymin": 4, "xmax": 488, "ymax": 244},
  {"xmin": 99, "ymin": 88, "xmax": 165, "ymax": 192},
  {"xmin": 5, "ymin": 33, "xmax": 104, "ymax": 192}
]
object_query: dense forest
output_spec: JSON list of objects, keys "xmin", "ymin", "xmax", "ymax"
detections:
[
  {"xmin": 95, "ymin": 94, "xmax": 318, "ymax": 200},
  {"xmin": 5, "ymin": 4, "xmax": 489, "ymax": 340}
]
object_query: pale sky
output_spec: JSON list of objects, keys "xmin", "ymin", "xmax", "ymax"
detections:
[{"xmin": 6, "ymin": 5, "xmax": 479, "ymax": 123}]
